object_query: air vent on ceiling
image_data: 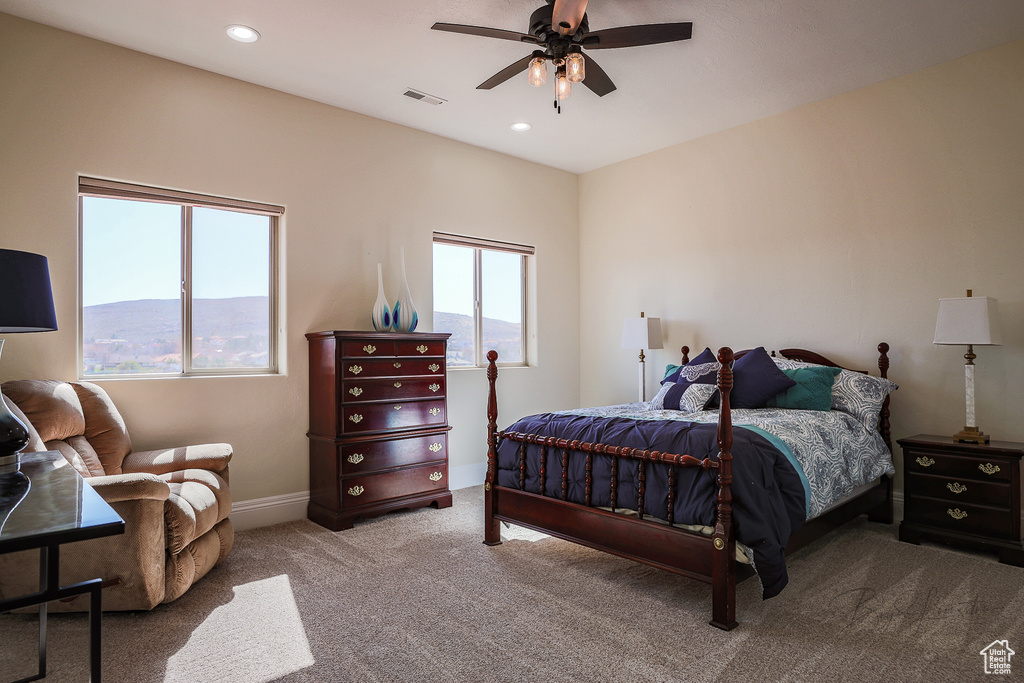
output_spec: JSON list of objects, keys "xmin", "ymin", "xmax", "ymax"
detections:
[{"xmin": 403, "ymin": 89, "xmax": 447, "ymax": 106}]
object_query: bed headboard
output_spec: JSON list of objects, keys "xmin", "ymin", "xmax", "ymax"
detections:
[{"xmin": 677, "ymin": 343, "xmax": 892, "ymax": 451}]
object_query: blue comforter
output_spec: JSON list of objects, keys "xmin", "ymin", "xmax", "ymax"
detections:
[{"xmin": 496, "ymin": 413, "xmax": 806, "ymax": 598}]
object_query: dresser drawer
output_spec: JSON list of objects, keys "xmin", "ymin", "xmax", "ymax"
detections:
[
  {"xmin": 341, "ymin": 340, "xmax": 395, "ymax": 358},
  {"xmin": 342, "ymin": 463, "xmax": 448, "ymax": 507},
  {"xmin": 904, "ymin": 449, "xmax": 1011, "ymax": 482},
  {"xmin": 907, "ymin": 472, "xmax": 1010, "ymax": 508},
  {"xmin": 908, "ymin": 497, "xmax": 1016, "ymax": 540},
  {"xmin": 395, "ymin": 339, "xmax": 445, "ymax": 357},
  {"xmin": 342, "ymin": 358, "xmax": 445, "ymax": 379},
  {"xmin": 341, "ymin": 400, "xmax": 446, "ymax": 434},
  {"xmin": 340, "ymin": 433, "xmax": 447, "ymax": 474},
  {"xmin": 342, "ymin": 377, "xmax": 445, "ymax": 403}
]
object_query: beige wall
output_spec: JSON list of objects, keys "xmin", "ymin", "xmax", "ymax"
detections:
[
  {"xmin": 580, "ymin": 39, "xmax": 1024, "ymax": 489},
  {"xmin": 0, "ymin": 13, "xmax": 581, "ymax": 503}
]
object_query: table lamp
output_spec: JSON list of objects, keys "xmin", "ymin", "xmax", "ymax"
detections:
[
  {"xmin": 933, "ymin": 289, "xmax": 1001, "ymax": 443},
  {"xmin": 621, "ymin": 311, "xmax": 663, "ymax": 402},
  {"xmin": 0, "ymin": 249, "xmax": 58, "ymax": 471}
]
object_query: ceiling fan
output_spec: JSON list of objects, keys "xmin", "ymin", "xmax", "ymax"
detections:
[{"xmin": 431, "ymin": 0, "xmax": 692, "ymax": 104}]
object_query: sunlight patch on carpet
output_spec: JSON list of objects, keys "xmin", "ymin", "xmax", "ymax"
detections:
[{"xmin": 164, "ymin": 575, "xmax": 314, "ymax": 683}]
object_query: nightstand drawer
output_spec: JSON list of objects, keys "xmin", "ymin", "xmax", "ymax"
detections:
[
  {"xmin": 907, "ymin": 472, "xmax": 1010, "ymax": 507},
  {"xmin": 341, "ymin": 463, "xmax": 448, "ymax": 507},
  {"xmin": 340, "ymin": 434, "xmax": 447, "ymax": 474},
  {"xmin": 909, "ymin": 497, "xmax": 1016, "ymax": 540},
  {"xmin": 904, "ymin": 449, "xmax": 1011, "ymax": 482},
  {"xmin": 342, "ymin": 377, "xmax": 445, "ymax": 403}
]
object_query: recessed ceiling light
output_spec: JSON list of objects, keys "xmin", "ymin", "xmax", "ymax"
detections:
[
  {"xmin": 510, "ymin": 122, "xmax": 531, "ymax": 132},
  {"xmin": 226, "ymin": 25, "xmax": 260, "ymax": 43}
]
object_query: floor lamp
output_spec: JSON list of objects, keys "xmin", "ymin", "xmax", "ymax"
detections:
[
  {"xmin": 621, "ymin": 312, "xmax": 663, "ymax": 402},
  {"xmin": 933, "ymin": 289, "xmax": 1002, "ymax": 444},
  {"xmin": 0, "ymin": 249, "xmax": 58, "ymax": 472}
]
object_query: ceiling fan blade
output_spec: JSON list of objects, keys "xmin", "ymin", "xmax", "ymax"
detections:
[
  {"xmin": 477, "ymin": 54, "xmax": 535, "ymax": 90},
  {"xmin": 582, "ymin": 22, "xmax": 692, "ymax": 49},
  {"xmin": 552, "ymin": 0, "xmax": 589, "ymax": 36},
  {"xmin": 431, "ymin": 22, "xmax": 541, "ymax": 45},
  {"xmin": 581, "ymin": 55, "xmax": 615, "ymax": 97}
]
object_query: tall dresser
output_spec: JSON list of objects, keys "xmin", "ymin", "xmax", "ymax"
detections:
[{"xmin": 306, "ymin": 330, "xmax": 453, "ymax": 531}]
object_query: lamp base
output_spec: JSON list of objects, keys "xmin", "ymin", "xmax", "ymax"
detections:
[{"xmin": 954, "ymin": 426, "xmax": 990, "ymax": 444}]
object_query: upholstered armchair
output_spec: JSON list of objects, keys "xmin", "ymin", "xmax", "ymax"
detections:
[{"xmin": 0, "ymin": 379, "xmax": 233, "ymax": 611}]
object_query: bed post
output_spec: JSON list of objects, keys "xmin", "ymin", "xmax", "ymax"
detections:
[
  {"xmin": 681, "ymin": 345, "xmax": 690, "ymax": 364},
  {"xmin": 869, "ymin": 342, "xmax": 894, "ymax": 525},
  {"xmin": 484, "ymin": 350, "xmax": 502, "ymax": 546},
  {"xmin": 710, "ymin": 347, "xmax": 738, "ymax": 631}
]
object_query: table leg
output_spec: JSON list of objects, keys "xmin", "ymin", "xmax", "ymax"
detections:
[{"xmin": 89, "ymin": 582, "xmax": 102, "ymax": 682}]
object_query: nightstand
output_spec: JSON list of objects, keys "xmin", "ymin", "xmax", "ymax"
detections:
[{"xmin": 898, "ymin": 434, "xmax": 1023, "ymax": 566}]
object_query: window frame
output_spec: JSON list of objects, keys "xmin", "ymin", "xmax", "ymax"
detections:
[
  {"xmin": 432, "ymin": 231, "xmax": 533, "ymax": 369},
  {"xmin": 78, "ymin": 177, "xmax": 283, "ymax": 379}
]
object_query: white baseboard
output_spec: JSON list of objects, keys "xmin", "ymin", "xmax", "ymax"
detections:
[
  {"xmin": 231, "ymin": 491, "xmax": 309, "ymax": 531},
  {"xmin": 231, "ymin": 462, "xmax": 487, "ymax": 531}
]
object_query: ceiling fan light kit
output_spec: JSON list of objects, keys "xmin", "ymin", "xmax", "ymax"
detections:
[{"xmin": 431, "ymin": 0, "xmax": 692, "ymax": 107}]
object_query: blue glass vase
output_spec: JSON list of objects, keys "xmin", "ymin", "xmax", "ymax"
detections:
[
  {"xmin": 370, "ymin": 263, "xmax": 392, "ymax": 331},
  {"xmin": 392, "ymin": 248, "xmax": 418, "ymax": 333}
]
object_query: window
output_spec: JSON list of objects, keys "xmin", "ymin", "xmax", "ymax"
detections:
[
  {"xmin": 432, "ymin": 232, "xmax": 532, "ymax": 367},
  {"xmin": 79, "ymin": 177, "xmax": 281, "ymax": 377}
]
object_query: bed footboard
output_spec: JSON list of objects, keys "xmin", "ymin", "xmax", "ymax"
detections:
[{"xmin": 484, "ymin": 347, "xmax": 739, "ymax": 630}]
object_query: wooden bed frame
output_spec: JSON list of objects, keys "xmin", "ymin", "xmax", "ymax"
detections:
[{"xmin": 483, "ymin": 343, "xmax": 893, "ymax": 630}]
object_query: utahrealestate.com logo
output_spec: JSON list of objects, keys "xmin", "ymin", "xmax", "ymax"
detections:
[{"xmin": 980, "ymin": 640, "xmax": 1015, "ymax": 675}]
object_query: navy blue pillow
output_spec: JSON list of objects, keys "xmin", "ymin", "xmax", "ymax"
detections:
[
  {"xmin": 716, "ymin": 347, "xmax": 797, "ymax": 409},
  {"xmin": 662, "ymin": 347, "xmax": 719, "ymax": 410}
]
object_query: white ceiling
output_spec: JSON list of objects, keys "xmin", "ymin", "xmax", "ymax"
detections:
[{"xmin": 3, "ymin": 0, "xmax": 1024, "ymax": 174}]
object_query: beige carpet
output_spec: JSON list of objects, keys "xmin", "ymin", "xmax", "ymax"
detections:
[{"xmin": 1, "ymin": 486, "xmax": 1022, "ymax": 682}]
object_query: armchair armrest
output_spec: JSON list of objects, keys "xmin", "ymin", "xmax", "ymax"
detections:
[
  {"xmin": 122, "ymin": 443, "xmax": 232, "ymax": 476},
  {"xmin": 87, "ymin": 472, "xmax": 170, "ymax": 503}
]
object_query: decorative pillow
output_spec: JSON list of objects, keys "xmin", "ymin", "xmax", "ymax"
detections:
[
  {"xmin": 662, "ymin": 363, "xmax": 683, "ymax": 384},
  {"xmin": 678, "ymin": 383, "xmax": 717, "ymax": 413},
  {"xmin": 648, "ymin": 381, "xmax": 674, "ymax": 410},
  {"xmin": 772, "ymin": 357, "xmax": 898, "ymax": 430},
  {"xmin": 661, "ymin": 347, "xmax": 719, "ymax": 410},
  {"xmin": 766, "ymin": 366, "xmax": 842, "ymax": 411},
  {"xmin": 712, "ymin": 347, "xmax": 796, "ymax": 409}
]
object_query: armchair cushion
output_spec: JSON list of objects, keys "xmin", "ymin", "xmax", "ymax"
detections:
[
  {"xmin": 123, "ymin": 443, "xmax": 232, "ymax": 477},
  {"xmin": 162, "ymin": 469, "xmax": 231, "ymax": 554},
  {"xmin": 88, "ymin": 472, "xmax": 170, "ymax": 503}
]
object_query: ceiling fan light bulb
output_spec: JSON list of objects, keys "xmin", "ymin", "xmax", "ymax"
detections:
[
  {"xmin": 555, "ymin": 69, "xmax": 571, "ymax": 101},
  {"xmin": 565, "ymin": 52, "xmax": 585, "ymax": 83},
  {"xmin": 527, "ymin": 57, "xmax": 547, "ymax": 87}
]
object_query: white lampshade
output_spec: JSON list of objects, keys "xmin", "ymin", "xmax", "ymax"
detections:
[
  {"xmin": 934, "ymin": 296, "xmax": 1002, "ymax": 346},
  {"xmin": 621, "ymin": 315, "xmax": 663, "ymax": 350}
]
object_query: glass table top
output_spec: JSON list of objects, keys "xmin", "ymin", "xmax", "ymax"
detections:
[{"xmin": 0, "ymin": 450, "xmax": 124, "ymax": 553}]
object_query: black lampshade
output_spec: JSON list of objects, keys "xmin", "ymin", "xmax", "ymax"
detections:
[{"xmin": 0, "ymin": 249, "xmax": 58, "ymax": 332}]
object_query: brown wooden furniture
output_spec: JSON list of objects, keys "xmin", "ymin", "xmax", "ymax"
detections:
[
  {"xmin": 307, "ymin": 331, "xmax": 453, "ymax": 531},
  {"xmin": 484, "ymin": 343, "xmax": 894, "ymax": 630},
  {"xmin": 898, "ymin": 434, "xmax": 1024, "ymax": 566}
]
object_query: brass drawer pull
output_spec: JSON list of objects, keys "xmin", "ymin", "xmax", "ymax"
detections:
[
  {"xmin": 348, "ymin": 485, "xmax": 365, "ymax": 497},
  {"xmin": 416, "ymin": 344, "xmax": 429, "ymax": 354},
  {"xmin": 979, "ymin": 462, "xmax": 1000, "ymax": 476},
  {"xmin": 349, "ymin": 414, "xmax": 363, "ymax": 424},
  {"xmin": 915, "ymin": 456, "xmax": 935, "ymax": 467},
  {"xmin": 363, "ymin": 344, "xmax": 376, "ymax": 354},
  {"xmin": 429, "ymin": 407, "xmax": 441, "ymax": 416},
  {"xmin": 348, "ymin": 365, "xmax": 363, "ymax": 375},
  {"xmin": 349, "ymin": 387, "xmax": 363, "ymax": 397},
  {"xmin": 393, "ymin": 362, "xmax": 402, "ymax": 369},
  {"xmin": 946, "ymin": 482, "xmax": 967, "ymax": 494},
  {"xmin": 394, "ymin": 382, "xmax": 402, "ymax": 388},
  {"xmin": 429, "ymin": 442, "xmax": 443, "ymax": 453},
  {"xmin": 947, "ymin": 508, "xmax": 967, "ymax": 520},
  {"xmin": 428, "ymin": 383, "xmax": 440, "ymax": 393},
  {"xmin": 394, "ymin": 405, "xmax": 402, "ymax": 410},
  {"xmin": 429, "ymin": 471, "xmax": 443, "ymax": 482},
  {"xmin": 347, "ymin": 453, "xmax": 364, "ymax": 464},
  {"xmin": 428, "ymin": 363, "xmax": 440, "ymax": 373}
]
